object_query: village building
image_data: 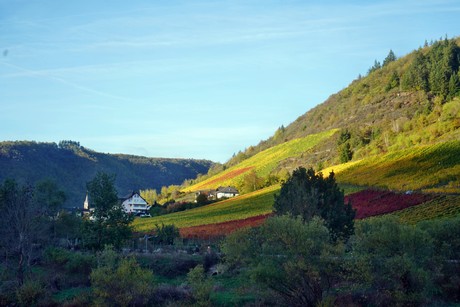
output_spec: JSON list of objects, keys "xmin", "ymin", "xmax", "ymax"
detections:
[
  {"xmin": 195, "ymin": 186, "xmax": 239, "ymax": 201},
  {"xmin": 82, "ymin": 191, "xmax": 150, "ymax": 217},
  {"xmin": 215, "ymin": 186, "xmax": 239, "ymax": 199},
  {"xmin": 120, "ymin": 191, "xmax": 150, "ymax": 215}
]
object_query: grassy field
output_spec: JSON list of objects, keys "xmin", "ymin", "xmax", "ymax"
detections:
[
  {"xmin": 135, "ymin": 141, "xmax": 460, "ymax": 234},
  {"xmin": 134, "ymin": 184, "xmax": 365, "ymax": 233},
  {"xmin": 185, "ymin": 129, "xmax": 338, "ymax": 191},
  {"xmin": 134, "ymin": 185, "xmax": 279, "ymax": 232},
  {"xmin": 323, "ymin": 141, "xmax": 460, "ymax": 193}
]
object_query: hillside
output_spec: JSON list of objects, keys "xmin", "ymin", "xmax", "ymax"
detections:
[
  {"xmin": 135, "ymin": 140, "xmax": 460, "ymax": 235},
  {"xmin": 185, "ymin": 129, "xmax": 337, "ymax": 192},
  {"xmin": 209, "ymin": 38, "xmax": 460, "ymax": 173},
  {"xmin": 324, "ymin": 140, "xmax": 460, "ymax": 193},
  {"xmin": 140, "ymin": 38, "xmax": 460, "ymax": 236},
  {"xmin": 0, "ymin": 140, "xmax": 213, "ymax": 207}
]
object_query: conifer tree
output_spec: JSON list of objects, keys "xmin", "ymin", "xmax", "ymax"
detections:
[
  {"xmin": 274, "ymin": 167, "xmax": 355, "ymax": 241},
  {"xmin": 383, "ymin": 49, "xmax": 397, "ymax": 66}
]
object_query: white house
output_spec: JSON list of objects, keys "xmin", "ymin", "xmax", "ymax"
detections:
[
  {"xmin": 120, "ymin": 191, "xmax": 150, "ymax": 215},
  {"xmin": 215, "ymin": 186, "xmax": 239, "ymax": 199}
]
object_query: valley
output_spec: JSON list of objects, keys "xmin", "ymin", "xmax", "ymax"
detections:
[{"xmin": 2, "ymin": 36, "xmax": 460, "ymax": 306}]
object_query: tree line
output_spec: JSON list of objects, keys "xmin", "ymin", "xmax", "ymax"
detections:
[{"xmin": 401, "ymin": 38, "xmax": 460, "ymax": 100}]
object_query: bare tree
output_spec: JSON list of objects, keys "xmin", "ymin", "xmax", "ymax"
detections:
[{"xmin": 0, "ymin": 180, "xmax": 50, "ymax": 285}]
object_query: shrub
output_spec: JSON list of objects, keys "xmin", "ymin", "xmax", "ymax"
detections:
[
  {"xmin": 153, "ymin": 284, "xmax": 192, "ymax": 306},
  {"xmin": 137, "ymin": 253, "xmax": 203, "ymax": 278},
  {"xmin": 350, "ymin": 216, "xmax": 435, "ymax": 306},
  {"xmin": 16, "ymin": 279, "xmax": 47, "ymax": 306},
  {"xmin": 44, "ymin": 247, "xmax": 71, "ymax": 266},
  {"xmin": 152, "ymin": 224, "xmax": 180, "ymax": 245},
  {"xmin": 91, "ymin": 256, "xmax": 155, "ymax": 306},
  {"xmin": 222, "ymin": 216, "xmax": 345, "ymax": 306},
  {"xmin": 64, "ymin": 252, "xmax": 96, "ymax": 275},
  {"xmin": 187, "ymin": 265, "xmax": 212, "ymax": 307}
]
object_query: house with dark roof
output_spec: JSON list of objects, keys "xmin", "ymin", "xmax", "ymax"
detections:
[
  {"xmin": 215, "ymin": 186, "xmax": 239, "ymax": 199},
  {"xmin": 119, "ymin": 191, "xmax": 150, "ymax": 214}
]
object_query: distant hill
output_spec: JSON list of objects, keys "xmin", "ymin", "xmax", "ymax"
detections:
[{"xmin": 0, "ymin": 140, "xmax": 214, "ymax": 207}]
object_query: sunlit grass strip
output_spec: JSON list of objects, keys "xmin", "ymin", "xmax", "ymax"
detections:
[
  {"xmin": 323, "ymin": 141, "xmax": 460, "ymax": 193},
  {"xmin": 192, "ymin": 167, "xmax": 254, "ymax": 191},
  {"xmin": 133, "ymin": 185, "xmax": 280, "ymax": 232},
  {"xmin": 185, "ymin": 129, "xmax": 338, "ymax": 191},
  {"xmin": 390, "ymin": 195, "xmax": 460, "ymax": 224}
]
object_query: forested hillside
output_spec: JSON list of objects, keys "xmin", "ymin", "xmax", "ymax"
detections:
[
  {"xmin": 0, "ymin": 140, "xmax": 213, "ymax": 207},
  {"xmin": 209, "ymin": 37, "xmax": 460, "ymax": 174}
]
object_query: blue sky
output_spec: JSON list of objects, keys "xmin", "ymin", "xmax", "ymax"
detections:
[{"xmin": 1, "ymin": 0, "xmax": 459, "ymax": 162}]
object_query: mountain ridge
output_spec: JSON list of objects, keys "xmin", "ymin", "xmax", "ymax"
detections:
[{"xmin": 0, "ymin": 140, "xmax": 214, "ymax": 207}]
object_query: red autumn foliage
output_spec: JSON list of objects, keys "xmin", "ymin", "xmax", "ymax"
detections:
[
  {"xmin": 180, "ymin": 214, "xmax": 271, "ymax": 240},
  {"xmin": 345, "ymin": 189, "xmax": 433, "ymax": 219}
]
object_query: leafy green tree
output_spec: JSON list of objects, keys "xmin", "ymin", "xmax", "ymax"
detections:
[
  {"xmin": 240, "ymin": 169, "xmax": 264, "ymax": 194},
  {"xmin": 418, "ymin": 216, "xmax": 460, "ymax": 301},
  {"xmin": 34, "ymin": 179, "xmax": 66, "ymax": 240},
  {"xmin": 34, "ymin": 179, "xmax": 66, "ymax": 214},
  {"xmin": 383, "ymin": 49, "xmax": 397, "ymax": 66},
  {"xmin": 447, "ymin": 72, "xmax": 460, "ymax": 100},
  {"xmin": 273, "ymin": 125, "xmax": 286, "ymax": 141},
  {"xmin": 337, "ymin": 129, "xmax": 351, "ymax": 145},
  {"xmin": 368, "ymin": 60, "xmax": 381, "ymax": 74},
  {"xmin": 140, "ymin": 188, "xmax": 158, "ymax": 205},
  {"xmin": 339, "ymin": 142, "xmax": 353, "ymax": 163},
  {"xmin": 428, "ymin": 40, "xmax": 460, "ymax": 98},
  {"xmin": 385, "ymin": 70, "xmax": 400, "ymax": 91},
  {"xmin": 349, "ymin": 216, "xmax": 436, "ymax": 306},
  {"xmin": 82, "ymin": 172, "xmax": 133, "ymax": 250},
  {"xmin": 54, "ymin": 211, "xmax": 82, "ymax": 245},
  {"xmin": 337, "ymin": 129, "xmax": 353, "ymax": 163},
  {"xmin": 195, "ymin": 193, "xmax": 208, "ymax": 205},
  {"xmin": 151, "ymin": 223, "xmax": 179, "ymax": 245},
  {"xmin": 148, "ymin": 202, "xmax": 164, "ymax": 217},
  {"xmin": 274, "ymin": 167, "xmax": 355, "ymax": 241},
  {"xmin": 91, "ymin": 246, "xmax": 154, "ymax": 306},
  {"xmin": 187, "ymin": 265, "xmax": 212, "ymax": 307},
  {"xmin": 222, "ymin": 216, "xmax": 345, "ymax": 306},
  {"xmin": 401, "ymin": 50, "xmax": 429, "ymax": 91}
]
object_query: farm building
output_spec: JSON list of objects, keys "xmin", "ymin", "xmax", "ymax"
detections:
[{"xmin": 215, "ymin": 186, "xmax": 239, "ymax": 199}]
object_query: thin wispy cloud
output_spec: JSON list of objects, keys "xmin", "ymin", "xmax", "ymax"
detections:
[{"xmin": 0, "ymin": 61, "xmax": 137, "ymax": 103}]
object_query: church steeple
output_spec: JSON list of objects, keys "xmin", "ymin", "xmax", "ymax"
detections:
[{"xmin": 83, "ymin": 192, "xmax": 89, "ymax": 210}]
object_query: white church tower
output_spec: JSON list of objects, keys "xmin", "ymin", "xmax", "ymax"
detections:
[{"xmin": 83, "ymin": 192, "xmax": 89, "ymax": 211}]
